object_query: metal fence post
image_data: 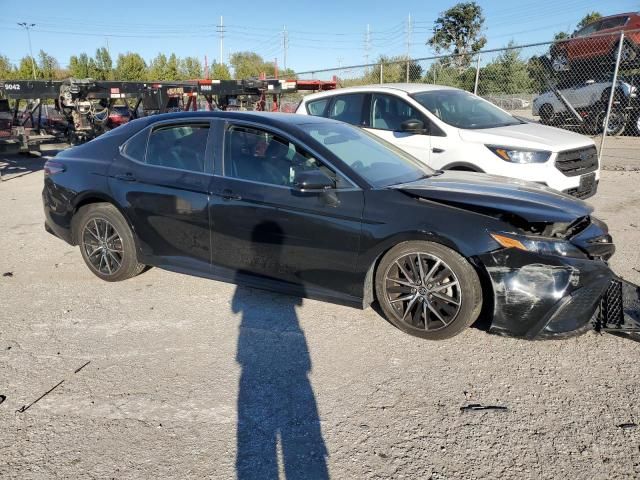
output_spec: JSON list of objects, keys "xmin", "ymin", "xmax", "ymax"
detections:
[
  {"xmin": 406, "ymin": 60, "xmax": 410, "ymax": 82},
  {"xmin": 473, "ymin": 54, "xmax": 481, "ymax": 95},
  {"xmin": 599, "ymin": 31, "xmax": 624, "ymax": 163},
  {"xmin": 380, "ymin": 63, "xmax": 383, "ymax": 84}
]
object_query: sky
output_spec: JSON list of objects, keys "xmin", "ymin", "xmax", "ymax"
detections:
[{"xmin": 1, "ymin": 0, "xmax": 639, "ymax": 73}]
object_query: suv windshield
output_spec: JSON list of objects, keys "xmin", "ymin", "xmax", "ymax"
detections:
[
  {"xmin": 300, "ymin": 122, "xmax": 433, "ymax": 187},
  {"xmin": 412, "ymin": 90, "xmax": 523, "ymax": 129}
]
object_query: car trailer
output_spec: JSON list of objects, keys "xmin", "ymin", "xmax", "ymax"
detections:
[
  {"xmin": 195, "ymin": 77, "xmax": 337, "ymax": 112},
  {"xmin": 537, "ymin": 55, "xmax": 640, "ymax": 136},
  {"xmin": 0, "ymin": 77, "xmax": 338, "ymax": 150}
]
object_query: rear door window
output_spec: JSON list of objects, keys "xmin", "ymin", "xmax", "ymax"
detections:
[
  {"xmin": 327, "ymin": 94, "xmax": 366, "ymax": 126},
  {"xmin": 145, "ymin": 123, "xmax": 210, "ymax": 172}
]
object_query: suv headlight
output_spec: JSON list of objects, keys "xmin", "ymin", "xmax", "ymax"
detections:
[
  {"xmin": 486, "ymin": 145, "xmax": 551, "ymax": 164},
  {"xmin": 491, "ymin": 232, "xmax": 586, "ymax": 258}
]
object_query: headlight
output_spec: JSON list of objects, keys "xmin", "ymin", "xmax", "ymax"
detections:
[
  {"xmin": 491, "ymin": 232, "xmax": 586, "ymax": 258},
  {"xmin": 486, "ymin": 145, "xmax": 551, "ymax": 164}
]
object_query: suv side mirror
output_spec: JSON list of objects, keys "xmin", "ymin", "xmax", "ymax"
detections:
[
  {"xmin": 400, "ymin": 119, "xmax": 426, "ymax": 134},
  {"xmin": 293, "ymin": 170, "xmax": 335, "ymax": 192}
]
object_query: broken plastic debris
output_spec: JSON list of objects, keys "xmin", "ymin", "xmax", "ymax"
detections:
[{"xmin": 460, "ymin": 403, "xmax": 508, "ymax": 412}]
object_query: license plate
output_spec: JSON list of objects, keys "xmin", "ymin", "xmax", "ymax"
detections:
[{"xmin": 579, "ymin": 172, "xmax": 596, "ymax": 191}]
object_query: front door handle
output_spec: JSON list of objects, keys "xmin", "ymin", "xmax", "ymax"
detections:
[
  {"xmin": 115, "ymin": 173, "xmax": 137, "ymax": 182},
  {"xmin": 432, "ymin": 148, "xmax": 445, "ymax": 154},
  {"xmin": 221, "ymin": 189, "xmax": 242, "ymax": 201}
]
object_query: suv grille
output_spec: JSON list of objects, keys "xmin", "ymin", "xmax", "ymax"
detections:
[{"xmin": 555, "ymin": 146, "xmax": 598, "ymax": 177}]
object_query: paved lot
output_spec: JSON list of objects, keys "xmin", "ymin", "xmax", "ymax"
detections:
[{"xmin": 1, "ymin": 157, "xmax": 640, "ymax": 479}]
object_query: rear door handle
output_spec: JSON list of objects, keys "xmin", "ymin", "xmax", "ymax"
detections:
[
  {"xmin": 432, "ymin": 148, "xmax": 445, "ymax": 154},
  {"xmin": 115, "ymin": 173, "xmax": 137, "ymax": 182},
  {"xmin": 221, "ymin": 189, "xmax": 242, "ymax": 201}
]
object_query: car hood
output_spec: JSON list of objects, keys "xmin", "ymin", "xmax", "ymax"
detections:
[
  {"xmin": 458, "ymin": 122, "xmax": 594, "ymax": 151},
  {"xmin": 393, "ymin": 171, "xmax": 593, "ymax": 223}
]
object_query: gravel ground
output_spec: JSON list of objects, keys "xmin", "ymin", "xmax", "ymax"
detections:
[{"xmin": 1, "ymin": 166, "xmax": 639, "ymax": 479}]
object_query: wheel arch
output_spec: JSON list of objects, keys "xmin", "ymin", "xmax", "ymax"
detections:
[
  {"xmin": 70, "ymin": 192, "xmax": 138, "ymax": 247},
  {"xmin": 360, "ymin": 231, "xmax": 467, "ymax": 308},
  {"xmin": 440, "ymin": 162, "xmax": 484, "ymax": 172}
]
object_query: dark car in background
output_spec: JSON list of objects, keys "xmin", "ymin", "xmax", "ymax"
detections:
[
  {"xmin": 42, "ymin": 111, "xmax": 637, "ymax": 340},
  {"xmin": 107, "ymin": 105, "xmax": 131, "ymax": 128},
  {"xmin": 20, "ymin": 104, "xmax": 68, "ymax": 136}
]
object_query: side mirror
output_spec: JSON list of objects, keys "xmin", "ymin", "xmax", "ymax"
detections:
[
  {"xmin": 400, "ymin": 119, "xmax": 426, "ymax": 134},
  {"xmin": 293, "ymin": 170, "xmax": 335, "ymax": 192}
]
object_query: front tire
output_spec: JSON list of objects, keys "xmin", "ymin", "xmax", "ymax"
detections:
[
  {"xmin": 75, "ymin": 203, "xmax": 145, "ymax": 282},
  {"xmin": 375, "ymin": 241, "xmax": 483, "ymax": 340}
]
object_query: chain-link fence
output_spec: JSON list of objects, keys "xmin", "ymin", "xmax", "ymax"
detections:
[{"xmin": 296, "ymin": 28, "xmax": 640, "ymax": 159}]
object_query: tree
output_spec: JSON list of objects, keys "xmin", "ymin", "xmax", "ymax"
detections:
[
  {"xmin": 423, "ymin": 59, "xmax": 476, "ymax": 90},
  {"xmin": 230, "ymin": 52, "xmax": 268, "ymax": 79},
  {"xmin": 115, "ymin": 53, "xmax": 147, "ymax": 81},
  {"xmin": 148, "ymin": 53, "xmax": 168, "ymax": 80},
  {"xmin": 94, "ymin": 47, "xmax": 113, "ymax": 80},
  {"xmin": 553, "ymin": 31, "xmax": 570, "ymax": 41},
  {"xmin": 211, "ymin": 62, "xmax": 231, "ymax": 80},
  {"xmin": 38, "ymin": 50, "xmax": 59, "ymax": 80},
  {"xmin": 0, "ymin": 55, "xmax": 14, "ymax": 80},
  {"xmin": 15, "ymin": 56, "xmax": 39, "ymax": 79},
  {"xmin": 577, "ymin": 11, "xmax": 602, "ymax": 30},
  {"xmin": 165, "ymin": 53, "xmax": 180, "ymax": 80},
  {"xmin": 180, "ymin": 56, "xmax": 202, "ymax": 79},
  {"xmin": 68, "ymin": 53, "xmax": 96, "ymax": 78},
  {"xmin": 478, "ymin": 42, "xmax": 533, "ymax": 95},
  {"xmin": 428, "ymin": 2, "xmax": 487, "ymax": 69}
]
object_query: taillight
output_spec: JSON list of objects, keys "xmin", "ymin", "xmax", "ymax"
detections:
[{"xmin": 44, "ymin": 160, "xmax": 66, "ymax": 176}]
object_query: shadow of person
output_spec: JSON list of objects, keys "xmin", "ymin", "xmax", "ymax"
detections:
[{"xmin": 233, "ymin": 221, "xmax": 329, "ymax": 480}]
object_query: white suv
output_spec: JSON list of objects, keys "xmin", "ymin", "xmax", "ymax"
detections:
[{"xmin": 296, "ymin": 84, "xmax": 600, "ymax": 199}]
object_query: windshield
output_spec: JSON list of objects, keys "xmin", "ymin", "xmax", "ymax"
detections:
[
  {"xmin": 412, "ymin": 90, "xmax": 523, "ymax": 129},
  {"xmin": 300, "ymin": 122, "xmax": 433, "ymax": 187}
]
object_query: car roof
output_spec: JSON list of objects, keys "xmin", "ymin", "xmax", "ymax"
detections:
[
  {"xmin": 132, "ymin": 110, "xmax": 345, "ymax": 130},
  {"xmin": 300, "ymin": 83, "xmax": 461, "ymax": 102}
]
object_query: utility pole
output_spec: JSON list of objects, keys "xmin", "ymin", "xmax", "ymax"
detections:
[
  {"xmin": 405, "ymin": 13, "xmax": 412, "ymax": 82},
  {"xmin": 282, "ymin": 25, "xmax": 288, "ymax": 72},
  {"xmin": 217, "ymin": 16, "xmax": 225, "ymax": 65},
  {"xmin": 364, "ymin": 24, "xmax": 371, "ymax": 65},
  {"xmin": 105, "ymin": 36, "xmax": 110, "ymax": 57},
  {"xmin": 17, "ymin": 22, "xmax": 37, "ymax": 79}
]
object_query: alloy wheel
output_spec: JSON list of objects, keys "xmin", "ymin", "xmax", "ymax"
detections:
[
  {"xmin": 82, "ymin": 218, "xmax": 124, "ymax": 275},
  {"xmin": 552, "ymin": 54, "xmax": 568, "ymax": 72},
  {"xmin": 383, "ymin": 252, "xmax": 462, "ymax": 331}
]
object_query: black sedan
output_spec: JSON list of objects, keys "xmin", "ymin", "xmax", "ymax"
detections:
[{"xmin": 42, "ymin": 111, "xmax": 635, "ymax": 340}]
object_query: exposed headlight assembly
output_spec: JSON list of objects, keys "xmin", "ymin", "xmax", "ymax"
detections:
[
  {"xmin": 486, "ymin": 145, "xmax": 551, "ymax": 164},
  {"xmin": 491, "ymin": 232, "xmax": 586, "ymax": 258}
]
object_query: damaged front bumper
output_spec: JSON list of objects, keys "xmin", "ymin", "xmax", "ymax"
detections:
[{"xmin": 478, "ymin": 249, "xmax": 640, "ymax": 339}]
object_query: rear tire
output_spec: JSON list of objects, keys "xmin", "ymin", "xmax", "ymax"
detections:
[
  {"xmin": 75, "ymin": 203, "xmax": 145, "ymax": 282},
  {"xmin": 375, "ymin": 241, "xmax": 482, "ymax": 340}
]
